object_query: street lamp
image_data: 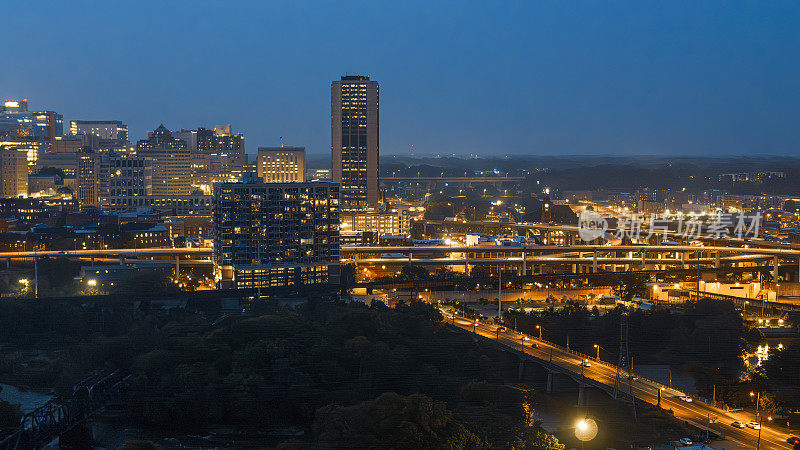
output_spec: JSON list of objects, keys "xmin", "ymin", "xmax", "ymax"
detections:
[
  {"xmin": 87, "ymin": 279, "xmax": 97, "ymax": 287},
  {"xmin": 536, "ymin": 324, "xmax": 542, "ymax": 340},
  {"xmin": 593, "ymin": 344, "xmax": 600, "ymax": 360},
  {"xmin": 750, "ymin": 391, "xmax": 761, "ymax": 421},
  {"xmin": 575, "ymin": 418, "xmax": 598, "ymax": 444},
  {"xmin": 757, "ymin": 414, "xmax": 772, "ymax": 450}
]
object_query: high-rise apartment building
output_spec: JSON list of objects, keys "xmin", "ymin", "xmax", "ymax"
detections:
[
  {"xmin": 331, "ymin": 75, "xmax": 379, "ymax": 209},
  {"xmin": 0, "ymin": 147, "xmax": 28, "ymax": 198},
  {"xmin": 257, "ymin": 147, "xmax": 305, "ymax": 182},
  {"xmin": 213, "ymin": 181, "xmax": 340, "ymax": 289}
]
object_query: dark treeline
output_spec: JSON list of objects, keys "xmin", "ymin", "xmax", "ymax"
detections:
[
  {"xmin": 0, "ymin": 297, "xmax": 565, "ymax": 449},
  {"xmin": 378, "ymin": 155, "xmax": 800, "ymax": 195}
]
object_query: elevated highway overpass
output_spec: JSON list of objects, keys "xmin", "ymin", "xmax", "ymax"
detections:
[{"xmin": 449, "ymin": 314, "xmax": 794, "ymax": 449}]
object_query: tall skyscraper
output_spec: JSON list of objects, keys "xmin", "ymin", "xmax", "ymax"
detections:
[
  {"xmin": 331, "ymin": 75, "xmax": 379, "ymax": 209},
  {"xmin": 213, "ymin": 181, "xmax": 340, "ymax": 289},
  {"xmin": 0, "ymin": 147, "xmax": 28, "ymax": 198},
  {"xmin": 257, "ymin": 146, "xmax": 305, "ymax": 182}
]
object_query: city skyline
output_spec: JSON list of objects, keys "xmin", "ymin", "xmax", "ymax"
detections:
[{"xmin": 2, "ymin": 1, "xmax": 800, "ymax": 157}]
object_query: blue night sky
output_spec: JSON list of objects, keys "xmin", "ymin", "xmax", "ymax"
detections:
[{"xmin": 2, "ymin": 1, "xmax": 799, "ymax": 159}]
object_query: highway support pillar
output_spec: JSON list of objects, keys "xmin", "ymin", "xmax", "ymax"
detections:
[
  {"xmin": 592, "ymin": 251, "xmax": 597, "ymax": 273},
  {"xmin": 577, "ymin": 383, "xmax": 586, "ymax": 406},
  {"xmin": 518, "ymin": 358, "xmax": 526, "ymax": 380},
  {"xmin": 119, "ymin": 256, "xmax": 125, "ymax": 265},
  {"xmin": 175, "ymin": 255, "xmax": 180, "ymax": 278},
  {"xmin": 774, "ymin": 256, "xmax": 779, "ymax": 287},
  {"xmin": 546, "ymin": 372, "xmax": 553, "ymax": 394},
  {"xmin": 5, "ymin": 258, "xmax": 9, "ymax": 269},
  {"xmin": 90, "ymin": 256, "xmax": 95, "ymax": 266}
]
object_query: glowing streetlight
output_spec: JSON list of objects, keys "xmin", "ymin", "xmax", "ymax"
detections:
[
  {"xmin": 593, "ymin": 344, "xmax": 599, "ymax": 359},
  {"xmin": 575, "ymin": 418, "xmax": 598, "ymax": 442},
  {"xmin": 536, "ymin": 324, "xmax": 542, "ymax": 340},
  {"xmin": 87, "ymin": 279, "xmax": 97, "ymax": 287}
]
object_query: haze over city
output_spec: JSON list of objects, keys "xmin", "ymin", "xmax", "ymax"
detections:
[{"xmin": 3, "ymin": 1, "xmax": 800, "ymax": 157}]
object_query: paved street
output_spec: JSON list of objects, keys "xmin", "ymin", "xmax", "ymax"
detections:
[{"xmin": 448, "ymin": 313, "xmax": 795, "ymax": 449}]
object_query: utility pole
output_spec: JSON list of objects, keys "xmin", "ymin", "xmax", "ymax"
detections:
[
  {"xmin": 34, "ymin": 248, "xmax": 38, "ymax": 300},
  {"xmin": 696, "ymin": 250, "xmax": 701, "ymax": 300},
  {"xmin": 614, "ymin": 314, "xmax": 634, "ymax": 418}
]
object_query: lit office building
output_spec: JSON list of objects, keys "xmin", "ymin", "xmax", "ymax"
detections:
[
  {"xmin": 136, "ymin": 124, "xmax": 191, "ymax": 195},
  {"xmin": 307, "ymin": 168, "xmax": 332, "ymax": 181},
  {"xmin": 197, "ymin": 125, "xmax": 246, "ymax": 168},
  {"xmin": 35, "ymin": 152, "xmax": 79, "ymax": 176},
  {"xmin": 331, "ymin": 75, "xmax": 379, "ymax": 209},
  {"xmin": 0, "ymin": 147, "xmax": 28, "ymax": 198},
  {"xmin": 0, "ymin": 100, "xmax": 63, "ymax": 152},
  {"xmin": 0, "ymin": 100, "xmax": 64, "ymax": 168},
  {"xmin": 136, "ymin": 124, "xmax": 188, "ymax": 151},
  {"xmin": 77, "ymin": 148, "xmax": 102, "ymax": 208},
  {"xmin": 147, "ymin": 147, "xmax": 191, "ymax": 195},
  {"xmin": 103, "ymin": 155, "xmax": 153, "ymax": 210},
  {"xmin": 257, "ymin": 146, "xmax": 305, "ymax": 182},
  {"xmin": 172, "ymin": 129, "xmax": 198, "ymax": 152},
  {"xmin": 340, "ymin": 205, "xmax": 419, "ymax": 237},
  {"xmin": 70, "ymin": 120, "xmax": 128, "ymax": 141},
  {"xmin": 53, "ymin": 135, "xmax": 95, "ymax": 153},
  {"xmin": 213, "ymin": 181, "xmax": 340, "ymax": 289}
]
